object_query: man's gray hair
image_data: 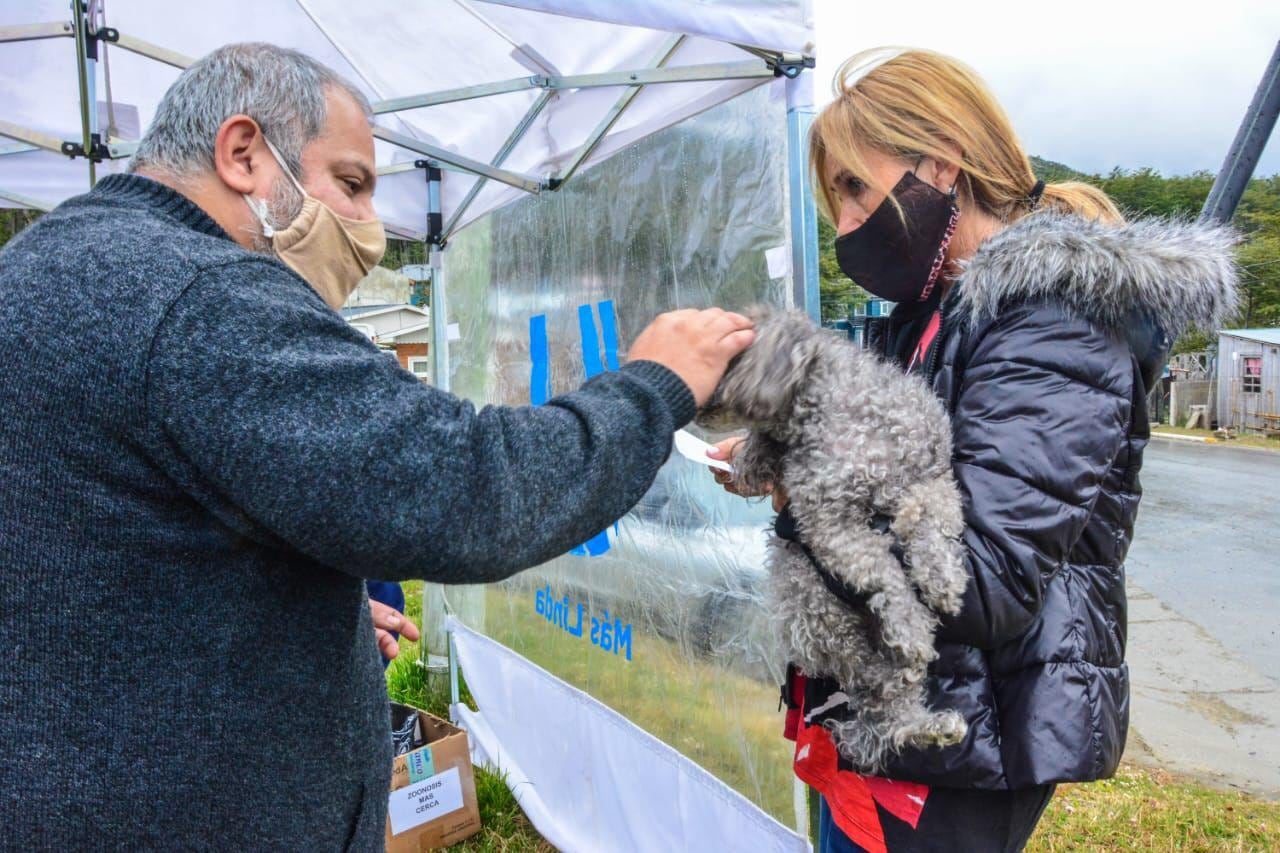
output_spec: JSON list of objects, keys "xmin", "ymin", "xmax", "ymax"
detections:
[{"xmin": 129, "ymin": 42, "xmax": 371, "ymax": 179}]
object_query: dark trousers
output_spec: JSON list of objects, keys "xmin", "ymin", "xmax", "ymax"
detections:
[{"xmin": 819, "ymin": 785, "xmax": 1056, "ymax": 853}]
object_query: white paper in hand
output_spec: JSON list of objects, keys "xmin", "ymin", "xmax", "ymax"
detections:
[{"xmin": 673, "ymin": 429, "xmax": 733, "ymax": 473}]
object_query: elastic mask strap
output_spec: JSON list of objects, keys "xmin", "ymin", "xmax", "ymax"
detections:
[
  {"xmin": 261, "ymin": 135, "xmax": 307, "ymax": 196},
  {"xmin": 243, "ymin": 135, "xmax": 305, "ymax": 240},
  {"xmin": 244, "ymin": 194, "xmax": 275, "ymax": 238}
]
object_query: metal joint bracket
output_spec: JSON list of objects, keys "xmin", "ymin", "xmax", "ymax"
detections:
[
  {"xmin": 770, "ymin": 55, "xmax": 815, "ymax": 79},
  {"xmin": 415, "ymin": 159, "xmax": 446, "ymax": 248},
  {"xmin": 60, "ymin": 133, "xmax": 110, "ymax": 162},
  {"xmin": 94, "ymin": 27, "xmax": 119, "ymax": 44},
  {"xmin": 544, "ymin": 177, "xmax": 564, "ymax": 192},
  {"xmin": 413, "ymin": 159, "xmax": 444, "ymax": 181}
]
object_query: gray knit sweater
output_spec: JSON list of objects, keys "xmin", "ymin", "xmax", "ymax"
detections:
[{"xmin": 0, "ymin": 174, "xmax": 694, "ymax": 849}]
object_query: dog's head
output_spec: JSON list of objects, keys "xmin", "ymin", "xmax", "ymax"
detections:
[{"xmin": 697, "ymin": 307, "xmax": 825, "ymax": 431}]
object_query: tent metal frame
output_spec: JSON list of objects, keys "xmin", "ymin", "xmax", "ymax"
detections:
[{"xmin": 0, "ymin": 13, "xmax": 810, "ymax": 208}]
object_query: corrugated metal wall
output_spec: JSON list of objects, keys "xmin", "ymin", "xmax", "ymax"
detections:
[{"xmin": 1217, "ymin": 334, "xmax": 1280, "ymax": 430}]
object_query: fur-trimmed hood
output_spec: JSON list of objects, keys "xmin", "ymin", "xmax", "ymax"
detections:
[{"xmin": 957, "ymin": 214, "xmax": 1239, "ymax": 337}]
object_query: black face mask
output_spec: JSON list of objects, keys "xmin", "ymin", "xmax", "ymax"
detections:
[{"xmin": 834, "ymin": 170, "xmax": 960, "ymax": 304}]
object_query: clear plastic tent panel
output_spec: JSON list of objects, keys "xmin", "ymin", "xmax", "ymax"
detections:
[{"xmin": 442, "ymin": 82, "xmax": 797, "ymax": 821}]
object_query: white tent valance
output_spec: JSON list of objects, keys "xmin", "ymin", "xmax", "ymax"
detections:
[{"xmin": 0, "ymin": 0, "xmax": 814, "ymax": 240}]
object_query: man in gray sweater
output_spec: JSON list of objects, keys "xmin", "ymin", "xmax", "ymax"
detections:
[{"xmin": 0, "ymin": 43, "xmax": 753, "ymax": 848}]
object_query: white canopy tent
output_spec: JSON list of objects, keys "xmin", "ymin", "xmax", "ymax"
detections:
[{"xmin": 0, "ymin": 0, "xmax": 814, "ymax": 237}]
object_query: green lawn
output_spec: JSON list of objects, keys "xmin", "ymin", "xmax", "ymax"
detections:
[
  {"xmin": 1030, "ymin": 764, "xmax": 1278, "ymax": 852},
  {"xmin": 387, "ymin": 581, "xmax": 1280, "ymax": 851}
]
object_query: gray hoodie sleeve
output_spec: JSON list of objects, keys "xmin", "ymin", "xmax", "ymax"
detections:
[{"xmin": 144, "ymin": 258, "xmax": 695, "ymax": 582}]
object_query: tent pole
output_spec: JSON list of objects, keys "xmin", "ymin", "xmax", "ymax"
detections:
[
  {"xmin": 374, "ymin": 126, "xmax": 543, "ymax": 194},
  {"xmin": 0, "ymin": 188, "xmax": 54, "ymax": 212},
  {"xmin": 554, "ymin": 34, "xmax": 686, "ymax": 187},
  {"xmin": 448, "ymin": 626, "xmax": 460, "ymax": 712},
  {"xmin": 785, "ymin": 76, "xmax": 819, "ymax": 321},
  {"xmin": 441, "ymin": 89, "xmax": 555, "ymax": 241},
  {"xmin": 785, "ymin": 68, "xmax": 821, "ymax": 840},
  {"xmin": 429, "ymin": 254, "xmax": 450, "ymax": 391},
  {"xmin": 1200, "ymin": 39, "xmax": 1280, "ymax": 225},
  {"xmin": 0, "ymin": 22, "xmax": 74, "ymax": 43},
  {"xmin": 71, "ymin": 0, "xmax": 96, "ymax": 186},
  {"xmin": 425, "ymin": 161, "xmax": 454, "ymax": 680},
  {"xmin": 109, "ymin": 32, "xmax": 192, "ymax": 70},
  {"xmin": 425, "ymin": 164, "xmax": 450, "ymax": 392},
  {"xmin": 0, "ymin": 120, "xmax": 65, "ymax": 155},
  {"xmin": 369, "ymin": 60, "xmax": 778, "ymax": 116}
]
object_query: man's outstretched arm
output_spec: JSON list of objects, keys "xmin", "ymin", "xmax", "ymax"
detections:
[{"xmin": 145, "ymin": 259, "xmax": 753, "ymax": 582}]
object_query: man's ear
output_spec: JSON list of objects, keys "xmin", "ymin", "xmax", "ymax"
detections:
[{"xmin": 213, "ymin": 114, "xmax": 268, "ymax": 196}]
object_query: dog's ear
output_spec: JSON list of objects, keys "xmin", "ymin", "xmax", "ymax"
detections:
[{"xmin": 702, "ymin": 309, "xmax": 822, "ymax": 425}]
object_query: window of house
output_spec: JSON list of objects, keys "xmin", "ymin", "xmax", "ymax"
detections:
[
  {"xmin": 1242, "ymin": 356, "xmax": 1262, "ymax": 394},
  {"xmin": 406, "ymin": 356, "xmax": 432, "ymax": 380}
]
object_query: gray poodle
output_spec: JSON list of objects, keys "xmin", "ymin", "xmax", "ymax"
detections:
[{"xmin": 698, "ymin": 307, "xmax": 969, "ymax": 771}]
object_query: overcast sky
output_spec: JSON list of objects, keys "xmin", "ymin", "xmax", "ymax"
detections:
[{"xmin": 812, "ymin": 0, "xmax": 1280, "ymax": 177}]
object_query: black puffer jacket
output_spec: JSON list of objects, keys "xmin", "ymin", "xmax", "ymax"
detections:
[{"xmin": 786, "ymin": 214, "xmax": 1237, "ymax": 789}]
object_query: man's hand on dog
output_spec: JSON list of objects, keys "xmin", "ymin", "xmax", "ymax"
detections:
[
  {"xmin": 629, "ymin": 309, "xmax": 755, "ymax": 406},
  {"xmin": 708, "ymin": 436, "xmax": 788, "ymax": 511}
]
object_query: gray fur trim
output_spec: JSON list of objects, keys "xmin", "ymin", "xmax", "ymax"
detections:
[{"xmin": 957, "ymin": 214, "xmax": 1239, "ymax": 334}]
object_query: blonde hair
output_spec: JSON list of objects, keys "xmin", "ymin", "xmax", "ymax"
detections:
[{"xmin": 810, "ymin": 48, "xmax": 1123, "ymax": 225}]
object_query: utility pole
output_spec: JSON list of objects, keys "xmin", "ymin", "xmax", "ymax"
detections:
[{"xmin": 1200, "ymin": 39, "xmax": 1280, "ymax": 224}]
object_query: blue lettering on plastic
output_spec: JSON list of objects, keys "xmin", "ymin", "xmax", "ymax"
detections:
[{"xmin": 535, "ymin": 585, "xmax": 634, "ymax": 662}]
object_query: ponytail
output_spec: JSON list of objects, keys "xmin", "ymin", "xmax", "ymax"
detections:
[{"xmin": 1037, "ymin": 181, "xmax": 1124, "ymax": 224}]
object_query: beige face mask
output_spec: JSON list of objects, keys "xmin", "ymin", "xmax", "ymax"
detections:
[{"xmin": 245, "ymin": 137, "xmax": 386, "ymax": 310}]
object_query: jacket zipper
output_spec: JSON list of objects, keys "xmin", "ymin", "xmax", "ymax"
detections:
[{"xmin": 922, "ymin": 301, "xmax": 952, "ymax": 385}]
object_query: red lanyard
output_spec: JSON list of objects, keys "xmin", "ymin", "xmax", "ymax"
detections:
[{"xmin": 907, "ymin": 310, "xmax": 942, "ymax": 373}]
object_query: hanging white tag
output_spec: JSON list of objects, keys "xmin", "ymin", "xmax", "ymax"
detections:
[{"xmin": 673, "ymin": 429, "xmax": 733, "ymax": 473}]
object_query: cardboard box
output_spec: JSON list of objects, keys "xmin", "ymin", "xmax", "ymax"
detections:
[{"xmin": 385, "ymin": 703, "xmax": 482, "ymax": 851}]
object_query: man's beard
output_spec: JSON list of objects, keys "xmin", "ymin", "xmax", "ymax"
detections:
[{"xmin": 248, "ymin": 176, "xmax": 305, "ymax": 255}]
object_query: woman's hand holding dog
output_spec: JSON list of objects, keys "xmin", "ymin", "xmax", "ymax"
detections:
[{"xmin": 708, "ymin": 436, "xmax": 788, "ymax": 511}]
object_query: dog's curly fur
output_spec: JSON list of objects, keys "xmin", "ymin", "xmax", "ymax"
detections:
[{"xmin": 698, "ymin": 308, "xmax": 968, "ymax": 771}]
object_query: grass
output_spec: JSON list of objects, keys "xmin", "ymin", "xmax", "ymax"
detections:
[
  {"xmin": 387, "ymin": 582, "xmax": 1280, "ymax": 851},
  {"xmin": 1030, "ymin": 764, "xmax": 1278, "ymax": 852},
  {"xmin": 1151, "ymin": 424, "xmax": 1280, "ymax": 451}
]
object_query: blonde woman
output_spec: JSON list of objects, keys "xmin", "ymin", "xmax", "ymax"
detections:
[{"xmin": 711, "ymin": 48, "xmax": 1237, "ymax": 852}]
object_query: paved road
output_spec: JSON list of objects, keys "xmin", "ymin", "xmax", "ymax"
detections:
[
  {"xmin": 1124, "ymin": 437, "xmax": 1280, "ymax": 796},
  {"xmin": 1127, "ymin": 438, "xmax": 1280, "ymax": 681}
]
